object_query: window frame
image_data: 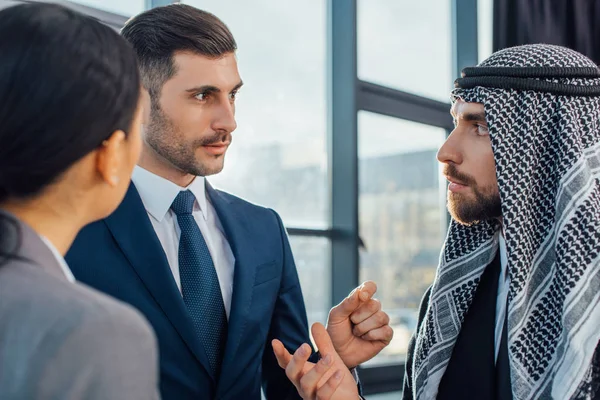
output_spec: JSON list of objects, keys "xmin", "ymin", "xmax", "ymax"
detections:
[
  {"xmin": 0, "ymin": 0, "xmax": 481, "ymax": 394},
  {"xmin": 330, "ymin": 0, "xmax": 478, "ymax": 395}
]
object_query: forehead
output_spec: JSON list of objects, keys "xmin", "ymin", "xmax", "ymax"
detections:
[
  {"xmin": 451, "ymin": 99, "xmax": 485, "ymax": 116},
  {"xmin": 169, "ymin": 51, "xmax": 241, "ymax": 88}
]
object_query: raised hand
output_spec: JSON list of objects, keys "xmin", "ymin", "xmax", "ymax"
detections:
[
  {"xmin": 272, "ymin": 323, "xmax": 360, "ymax": 400},
  {"xmin": 326, "ymin": 281, "xmax": 394, "ymax": 369}
]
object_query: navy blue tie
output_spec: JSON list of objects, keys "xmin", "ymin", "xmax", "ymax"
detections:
[{"xmin": 171, "ymin": 190, "xmax": 228, "ymax": 378}]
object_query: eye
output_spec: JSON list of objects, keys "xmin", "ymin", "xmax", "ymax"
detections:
[
  {"xmin": 229, "ymin": 90, "xmax": 238, "ymax": 101},
  {"xmin": 476, "ymin": 124, "xmax": 489, "ymax": 136},
  {"xmin": 195, "ymin": 92, "xmax": 208, "ymax": 101}
]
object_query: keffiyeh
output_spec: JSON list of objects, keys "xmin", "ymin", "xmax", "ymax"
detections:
[{"xmin": 412, "ymin": 44, "xmax": 600, "ymax": 400}]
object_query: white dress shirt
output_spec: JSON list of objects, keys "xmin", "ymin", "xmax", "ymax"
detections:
[
  {"xmin": 40, "ymin": 235, "xmax": 76, "ymax": 283},
  {"xmin": 495, "ymin": 234, "xmax": 509, "ymax": 363},
  {"xmin": 132, "ymin": 166, "xmax": 235, "ymax": 319}
]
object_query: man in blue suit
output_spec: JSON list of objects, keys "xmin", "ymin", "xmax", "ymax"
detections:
[{"xmin": 66, "ymin": 4, "xmax": 393, "ymax": 400}]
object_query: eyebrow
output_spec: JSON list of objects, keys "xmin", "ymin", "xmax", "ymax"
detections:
[
  {"xmin": 451, "ymin": 110, "xmax": 487, "ymax": 123},
  {"xmin": 185, "ymin": 80, "xmax": 244, "ymax": 94},
  {"xmin": 462, "ymin": 112, "xmax": 487, "ymax": 123}
]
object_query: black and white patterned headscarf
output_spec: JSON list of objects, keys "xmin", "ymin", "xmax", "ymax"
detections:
[{"xmin": 412, "ymin": 44, "xmax": 600, "ymax": 400}]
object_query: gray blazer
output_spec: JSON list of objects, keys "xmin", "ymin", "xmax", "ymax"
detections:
[{"xmin": 0, "ymin": 215, "xmax": 160, "ymax": 400}]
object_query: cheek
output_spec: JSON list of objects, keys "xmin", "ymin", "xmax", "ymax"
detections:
[
  {"xmin": 183, "ymin": 108, "xmax": 212, "ymax": 132},
  {"xmin": 164, "ymin": 99, "xmax": 212, "ymax": 134},
  {"xmin": 475, "ymin": 141, "xmax": 498, "ymax": 189},
  {"xmin": 133, "ymin": 134, "xmax": 143, "ymax": 162},
  {"xmin": 123, "ymin": 124, "xmax": 142, "ymax": 168},
  {"xmin": 132, "ymin": 113, "xmax": 144, "ymax": 159}
]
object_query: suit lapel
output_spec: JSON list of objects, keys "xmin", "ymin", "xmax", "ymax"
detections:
[
  {"xmin": 103, "ymin": 183, "xmax": 215, "ymax": 382},
  {"xmin": 206, "ymin": 184, "xmax": 262, "ymax": 392}
]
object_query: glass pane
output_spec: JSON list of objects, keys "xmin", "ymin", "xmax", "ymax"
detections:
[
  {"xmin": 358, "ymin": 0, "xmax": 452, "ymax": 101},
  {"xmin": 184, "ymin": 0, "xmax": 328, "ymax": 228},
  {"xmin": 358, "ymin": 111, "xmax": 447, "ymax": 366},
  {"xmin": 289, "ymin": 236, "xmax": 330, "ymax": 328},
  {"xmin": 478, "ymin": 0, "xmax": 494, "ymax": 63},
  {"xmin": 260, "ymin": 235, "xmax": 329, "ymax": 399},
  {"xmin": 70, "ymin": 0, "xmax": 145, "ymax": 16}
]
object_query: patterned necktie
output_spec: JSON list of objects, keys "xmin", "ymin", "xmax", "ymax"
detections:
[{"xmin": 171, "ymin": 190, "xmax": 228, "ymax": 378}]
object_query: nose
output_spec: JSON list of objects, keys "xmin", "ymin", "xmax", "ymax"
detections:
[
  {"xmin": 212, "ymin": 100, "xmax": 237, "ymax": 134},
  {"xmin": 437, "ymin": 130, "xmax": 463, "ymax": 166}
]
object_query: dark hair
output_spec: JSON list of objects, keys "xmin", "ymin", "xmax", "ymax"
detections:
[
  {"xmin": 121, "ymin": 3, "xmax": 236, "ymax": 101},
  {"xmin": 0, "ymin": 3, "xmax": 140, "ymax": 262}
]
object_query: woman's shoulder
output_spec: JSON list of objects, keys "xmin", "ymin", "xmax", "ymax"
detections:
[{"xmin": 0, "ymin": 260, "xmax": 154, "ymax": 345}]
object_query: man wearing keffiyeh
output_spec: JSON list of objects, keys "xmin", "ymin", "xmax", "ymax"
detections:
[
  {"xmin": 403, "ymin": 43, "xmax": 600, "ymax": 400},
  {"xmin": 273, "ymin": 43, "xmax": 600, "ymax": 400}
]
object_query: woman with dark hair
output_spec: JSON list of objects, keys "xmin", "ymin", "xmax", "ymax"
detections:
[{"xmin": 0, "ymin": 3, "xmax": 159, "ymax": 399}]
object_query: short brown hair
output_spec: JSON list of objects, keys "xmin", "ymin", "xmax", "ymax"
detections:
[{"xmin": 121, "ymin": 4, "xmax": 236, "ymax": 99}]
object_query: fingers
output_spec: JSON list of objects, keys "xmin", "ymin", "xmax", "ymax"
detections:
[
  {"xmin": 315, "ymin": 370, "xmax": 344, "ymax": 400},
  {"xmin": 328, "ymin": 289, "xmax": 361, "ymax": 322},
  {"xmin": 328, "ymin": 281, "xmax": 379, "ymax": 323},
  {"xmin": 360, "ymin": 325, "xmax": 394, "ymax": 344},
  {"xmin": 276, "ymin": 329, "xmax": 353, "ymax": 399},
  {"xmin": 311, "ymin": 322, "xmax": 337, "ymax": 356},
  {"xmin": 298, "ymin": 354, "xmax": 335, "ymax": 398},
  {"xmin": 352, "ymin": 310, "xmax": 390, "ymax": 337},
  {"xmin": 358, "ymin": 281, "xmax": 377, "ymax": 301},
  {"xmin": 285, "ymin": 343, "xmax": 312, "ymax": 385},
  {"xmin": 350, "ymin": 298, "xmax": 382, "ymax": 325},
  {"xmin": 272, "ymin": 339, "xmax": 292, "ymax": 369}
]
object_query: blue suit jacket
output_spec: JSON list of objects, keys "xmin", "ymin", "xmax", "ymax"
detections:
[{"xmin": 66, "ymin": 183, "xmax": 312, "ymax": 400}]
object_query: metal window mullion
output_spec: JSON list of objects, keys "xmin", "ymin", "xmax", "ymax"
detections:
[
  {"xmin": 357, "ymin": 80, "xmax": 453, "ymax": 130},
  {"xmin": 452, "ymin": 0, "xmax": 478, "ymax": 80},
  {"xmin": 286, "ymin": 228, "xmax": 332, "ymax": 238},
  {"xmin": 328, "ymin": 0, "xmax": 359, "ymax": 307}
]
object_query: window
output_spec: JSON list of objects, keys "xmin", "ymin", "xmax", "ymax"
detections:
[
  {"xmin": 478, "ymin": 0, "xmax": 494, "ymax": 62},
  {"xmin": 70, "ymin": 0, "xmax": 144, "ymax": 16},
  {"xmin": 358, "ymin": 0, "xmax": 452, "ymax": 102},
  {"xmin": 17, "ymin": 0, "xmax": 481, "ymax": 395},
  {"xmin": 358, "ymin": 111, "xmax": 447, "ymax": 366},
  {"xmin": 185, "ymin": 0, "xmax": 329, "ymax": 228},
  {"xmin": 289, "ymin": 236, "xmax": 331, "ymax": 326}
]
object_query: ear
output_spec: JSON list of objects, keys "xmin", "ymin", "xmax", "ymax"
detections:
[
  {"xmin": 96, "ymin": 130, "xmax": 126, "ymax": 187},
  {"xmin": 141, "ymin": 88, "xmax": 151, "ymax": 125}
]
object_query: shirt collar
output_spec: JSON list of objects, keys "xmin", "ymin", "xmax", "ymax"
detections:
[
  {"xmin": 39, "ymin": 234, "xmax": 76, "ymax": 283},
  {"xmin": 132, "ymin": 166, "xmax": 208, "ymax": 222}
]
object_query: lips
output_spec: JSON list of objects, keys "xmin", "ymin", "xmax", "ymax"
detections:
[
  {"xmin": 204, "ymin": 142, "xmax": 229, "ymax": 148},
  {"xmin": 202, "ymin": 142, "xmax": 230, "ymax": 155},
  {"xmin": 445, "ymin": 176, "xmax": 469, "ymax": 192},
  {"xmin": 445, "ymin": 176, "xmax": 467, "ymax": 186}
]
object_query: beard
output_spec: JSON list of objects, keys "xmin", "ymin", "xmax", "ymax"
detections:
[
  {"xmin": 144, "ymin": 101, "xmax": 231, "ymax": 177},
  {"xmin": 445, "ymin": 164, "xmax": 502, "ymax": 226}
]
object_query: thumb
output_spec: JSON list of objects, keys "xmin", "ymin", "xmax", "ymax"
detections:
[
  {"xmin": 311, "ymin": 322, "xmax": 336, "ymax": 356},
  {"xmin": 272, "ymin": 339, "xmax": 292, "ymax": 369},
  {"xmin": 328, "ymin": 288, "xmax": 361, "ymax": 322},
  {"xmin": 328, "ymin": 286, "xmax": 370, "ymax": 323}
]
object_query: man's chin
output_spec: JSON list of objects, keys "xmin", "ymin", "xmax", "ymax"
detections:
[
  {"xmin": 447, "ymin": 203, "xmax": 501, "ymax": 226},
  {"xmin": 446, "ymin": 188, "xmax": 502, "ymax": 226},
  {"xmin": 195, "ymin": 160, "xmax": 225, "ymax": 177},
  {"xmin": 447, "ymin": 199, "xmax": 481, "ymax": 226}
]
